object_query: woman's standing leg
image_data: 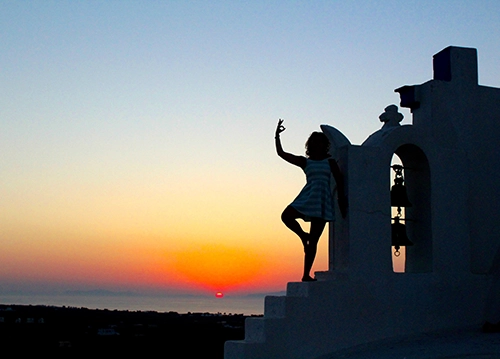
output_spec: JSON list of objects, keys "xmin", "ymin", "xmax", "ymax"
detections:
[{"xmin": 302, "ymin": 218, "xmax": 327, "ymax": 281}]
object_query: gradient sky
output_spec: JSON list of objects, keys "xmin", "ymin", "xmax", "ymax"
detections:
[{"xmin": 1, "ymin": 1, "xmax": 500, "ymax": 296}]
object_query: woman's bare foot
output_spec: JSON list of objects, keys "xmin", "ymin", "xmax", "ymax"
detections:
[{"xmin": 301, "ymin": 275, "xmax": 317, "ymax": 282}]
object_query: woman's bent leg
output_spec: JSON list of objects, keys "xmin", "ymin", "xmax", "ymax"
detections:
[{"xmin": 281, "ymin": 206, "xmax": 309, "ymax": 250}]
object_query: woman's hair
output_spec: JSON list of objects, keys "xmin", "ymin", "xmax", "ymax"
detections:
[{"xmin": 305, "ymin": 132, "xmax": 330, "ymax": 158}]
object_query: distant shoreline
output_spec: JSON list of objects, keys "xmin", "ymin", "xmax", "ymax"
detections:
[
  {"xmin": 0, "ymin": 303, "xmax": 263, "ymax": 316},
  {"xmin": 0, "ymin": 292, "xmax": 273, "ymax": 315}
]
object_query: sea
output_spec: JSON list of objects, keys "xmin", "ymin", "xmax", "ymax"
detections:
[{"xmin": 0, "ymin": 293, "xmax": 273, "ymax": 315}]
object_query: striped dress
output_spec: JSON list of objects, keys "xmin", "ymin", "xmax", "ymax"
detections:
[{"xmin": 289, "ymin": 158, "xmax": 335, "ymax": 221}]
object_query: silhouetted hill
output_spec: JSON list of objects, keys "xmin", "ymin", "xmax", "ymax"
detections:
[{"xmin": 0, "ymin": 304, "xmax": 256, "ymax": 357}]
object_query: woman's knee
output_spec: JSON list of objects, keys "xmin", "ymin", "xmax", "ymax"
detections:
[
  {"xmin": 281, "ymin": 206, "xmax": 305, "ymax": 227},
  {"xmin": 281, "ymin": 207, "xmax": 292, "ymax": 224},
  {"xmin": 281, "ymin": 206, "xmax": 294, "ymax": 219}
]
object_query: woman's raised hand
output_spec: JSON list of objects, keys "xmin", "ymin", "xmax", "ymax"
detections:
[{"xmin": 275, "ymin": 119, "xmax": 286, "ymax": 138}]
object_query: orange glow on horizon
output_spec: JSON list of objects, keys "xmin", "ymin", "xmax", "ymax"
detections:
[
  {"xmin": 171, "ymin": 244, "xmax": 267, "ymax": 292},
  {"xmin": 0, "ymin": 203, "xmax": 326, "ymax": 295}
]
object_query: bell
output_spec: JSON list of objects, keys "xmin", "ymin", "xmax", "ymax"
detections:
[
  {"xmin": 391, "ymin": 177, "xmax": 412, "ymax": 208},
  {"xmin": 392, "ymin": 217, "xmax": 413, "ymax": 255}
]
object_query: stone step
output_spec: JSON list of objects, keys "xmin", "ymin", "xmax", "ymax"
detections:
[
  {"xmin": 286, "ymin": 281, "xmax": 311, "ymax": 297},
  {"xmin": 264, "ymin": 295, "xmax": 286, "ymax": 318},
  {"xmin": 244, "ymin": 317, "xmax": 265, "ymax": 343},
  {"xmin": 315, "ymin": 270, "xmax": 349, "ymax": 281},
  {"xmin": 224, "ymin": 339, "xmax": 257, "ymax": 358}
]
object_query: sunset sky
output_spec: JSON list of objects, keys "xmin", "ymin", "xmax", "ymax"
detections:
[{"xmin": 2, "ymin": 1, "xmax": 500, "ymax": 297}]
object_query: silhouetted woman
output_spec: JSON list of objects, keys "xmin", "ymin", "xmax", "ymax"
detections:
[{"xmin": 275, "ymin": 119, "xmax": 347, "ymax": 282}]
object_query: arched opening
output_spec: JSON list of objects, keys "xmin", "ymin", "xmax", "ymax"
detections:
[
  {"xmin": 391, "ymin": 154, "xmax": 406, "ymax": 272},
  {"xmin": 391, "ymin": 144, "xmax": 432, "ymax": 273}
]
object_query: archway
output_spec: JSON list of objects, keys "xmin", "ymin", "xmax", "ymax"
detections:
[
  {"xmin": 391, "ymin": 144, "xmax": 432, "ymax": 273},
  {"xmin": 391, "ymin": 154, "xmax": 406, "ymax": 272}
]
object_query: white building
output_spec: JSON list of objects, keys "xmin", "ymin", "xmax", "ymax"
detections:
[{"xmin": 225, "ymin": 46, "xmax": 500, "ymax": 359}]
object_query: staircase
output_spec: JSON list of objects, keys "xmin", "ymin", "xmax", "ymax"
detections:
[{"xmin": 225, "ymin": 272, "xmax": 351, "ymax": 359}]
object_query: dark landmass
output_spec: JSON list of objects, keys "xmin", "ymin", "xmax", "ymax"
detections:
[
  {"xmin": 0, "ymin": 304, "xmax": 257, "ymax": 357},
  {"xmin": 243, "ymin": 291, "xmax": 286, "ymax": 298}
]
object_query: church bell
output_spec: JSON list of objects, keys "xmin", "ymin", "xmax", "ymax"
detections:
[
  {"xmin": 390, "ymin": 165, "xmax": 412, "ymax": 208},
  {"xmin": 392, "ymin": 216, "xmax": 413, "ymax": 256},
  {"xmin": 391, "ymin": 164, "xmax": 413, "ymax": 256}
]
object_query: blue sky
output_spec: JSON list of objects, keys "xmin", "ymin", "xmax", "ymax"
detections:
[{"xmin": 1, "ymin": 1, "xmax": 500, "ymax": 295}]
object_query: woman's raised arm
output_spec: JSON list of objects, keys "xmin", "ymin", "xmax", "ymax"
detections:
[{"xmin": 275, "ymin": 119, "xmax": 306, "ymax": 168}]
